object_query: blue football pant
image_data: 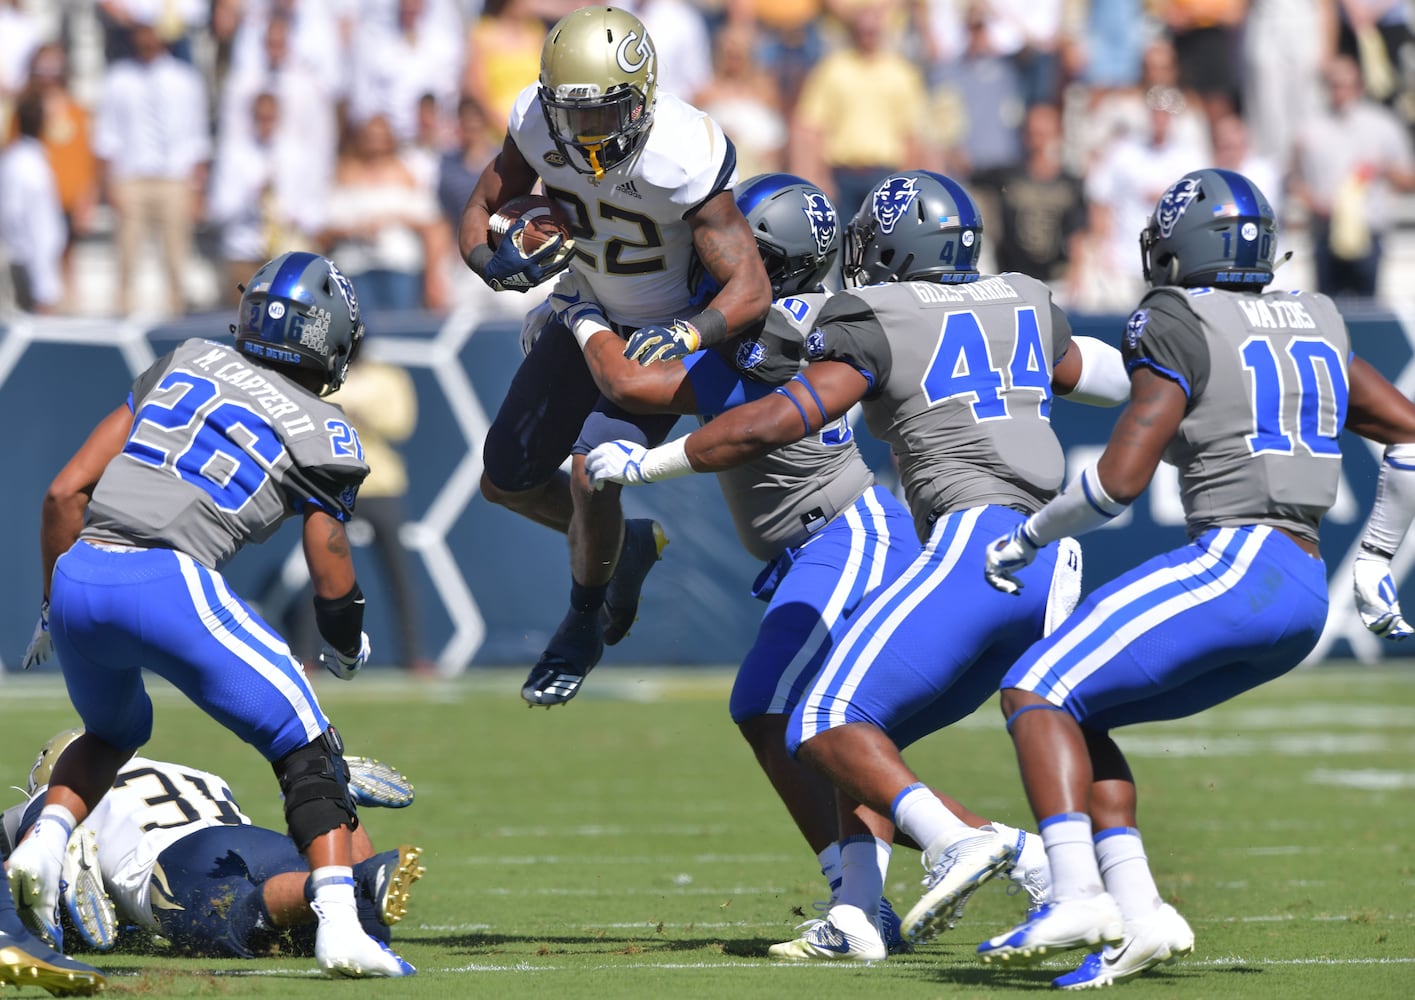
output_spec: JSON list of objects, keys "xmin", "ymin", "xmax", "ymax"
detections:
[
  {"xmin": 729, "ymin": 486, "xmax": 919, "ymax": 723},
  {"xmin": 788, "ymin": 504, "xmax": 1082, "ymax": 755},
  {"xmin": 49, "ymin": 541, "xmax": 329, "ymax": 760},
  {"xmin": 1003, "ymin": 524, "xmax": 1328, "ymax": 730}
]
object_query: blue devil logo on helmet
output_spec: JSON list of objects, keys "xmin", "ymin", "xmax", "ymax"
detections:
[
  {"xmin": 1156, "ymin": 176, "xmax": 1202, "ymax": 239},
  {"xmin": 872, "ymin": 176, "xmax": 921, "ymax": 236},
  {"xmin": 802, "ymin": 191, "xmax": 838, "ymax": 258}
]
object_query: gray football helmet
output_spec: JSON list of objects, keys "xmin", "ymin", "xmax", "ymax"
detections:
[
  {"xmin": 843, "ymin": 170, "xmax": 983, "ymax": 287},
  {"xmin": 539, "ymin": 6, "xmax": 657, "ymax": 179},
  {"xmin": 734, "ymin": 173, "xmax": 840, "ymax": 296},
  {"xmin": 235, "ymin": 251, "xmax": 364, "ymax": 395},
  {"xmin": 1140, "ymin": 168, "xmax": 1277, "ymax": 289}
]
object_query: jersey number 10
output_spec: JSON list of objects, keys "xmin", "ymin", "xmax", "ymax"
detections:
[{"xmin": 1241, "ymin": 335, "xmax": 1348, "ymax": 457}]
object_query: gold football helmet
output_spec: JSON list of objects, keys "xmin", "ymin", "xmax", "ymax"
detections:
[
  {"xmin": 28, "ymin": 728, "xmax": 84, "ymax": 795},
  {"xmin": 539, "ymin": 6, "xmax": 657, "ymax": 179}
]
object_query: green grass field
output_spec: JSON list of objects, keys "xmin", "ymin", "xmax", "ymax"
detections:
[{"xmin": 2, "ymin": 664, "xmax": 1412, "ymax": 998}]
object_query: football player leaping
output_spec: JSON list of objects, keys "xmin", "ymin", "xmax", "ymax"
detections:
[
  {"xmin": 11, "ymin": 252, "xmax": 414, "ymax": 979},
  {"xmin": 974, "ymin": 168, "xmax": 1415, "ymax": 988},
  {"xmin": 586, "ymin": 171, "xmax": 1135, "ymax": 959},
  {"xmin": 458, "ymin": 5, "xmax": 772, "ymax": 707}
]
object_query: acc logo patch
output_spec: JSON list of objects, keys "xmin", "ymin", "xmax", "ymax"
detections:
[
  {"xmin": 1124, "ymin": 309, "xmax": 1150, "ymax": 351},
  {"xmin": 806, "ymin": 329, "xmax": 826, "ymax": 359},
  {"xmin": 735, "ymin": 339, "xmax": 766, "ymax": 371},
  {"xmin": 543, "ymin": 149, "xmax": 567, "ymax": 167},
  {"xmin": 1156, "ymin": 177, "xmax": 1201, "ymax": 238},
  {"xmin": 872, "ymin": 176, "xmax": 921, "ymax": 235},
  {"xmin": 801, "ymin": 191, "xmax": 838, "ymax": 258}
]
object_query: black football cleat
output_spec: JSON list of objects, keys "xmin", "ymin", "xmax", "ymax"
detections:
[
  {"xmin": 601, "ymin": 519, "xmax": 668, "ymax": 646},
  {"xmin": 522, "ymin": 607, "xmax": 604, "ymax": 706}
]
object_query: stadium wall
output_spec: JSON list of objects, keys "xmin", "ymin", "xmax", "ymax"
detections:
[{"xmin": 2, "ymin": 307, "xmax": 1412, "ymax": 675}]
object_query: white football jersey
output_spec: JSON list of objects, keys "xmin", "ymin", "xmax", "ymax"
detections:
[
  {"xmin": 507, "ymin": 82, "xmax": 737, "ymax": 328},
  {"xmin": 38, "ymin": 758, "xmax": 252, "ymax": 930}
]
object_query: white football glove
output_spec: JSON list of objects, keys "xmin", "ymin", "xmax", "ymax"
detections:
[
  {"xmin": 585, "ymin": 441, "xmax": 649, "ymax": 491},
  {"xmin": 22, "ymin": 600, "xmax": 53, "ymax": 670},
  {"xmin": 984, "ymin": 525, "xmax": 1042, "ymax": 595},
  {"xmin": 319, "ymin": 631, "xmax": 371, "ymax": 679},
  {"xmin": 1353, "ymin": 551, "xmax": 1412, "ymax": 639}
]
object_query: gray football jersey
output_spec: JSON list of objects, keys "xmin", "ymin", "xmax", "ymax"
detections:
[
  {"xmin": 1124, "ymin": 286, "xmax": 1351, "ymax": 542},
  {"xmin": 83, "ymin": 338, "xmax": 369, "ymax": 568},
  {"xmin": 811, "ymin": 274, "xmax": 1073, "ymax": 538},
  {"xmin": 710, "ymin": 293, "xmax": 874, "ymax": 560}
]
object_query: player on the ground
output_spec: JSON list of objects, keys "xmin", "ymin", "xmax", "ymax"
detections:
[
  {"xmin": 457, "ymin": 5, "xmax": 772, "ymax": 707},
  {"xmin": 976, "ymin": 167, "xmax": 1415, "ymax": 988},
  {"xmin": 586, "ymin": 170, "xmax": 1134, "ymax": 958},
  {"xmin": 10, "ymin": 251, "xmax": 414, "ymax": 979},
  {"xmin": 3, "ymin": 731, "xmax": 424, "ymax": 960}
]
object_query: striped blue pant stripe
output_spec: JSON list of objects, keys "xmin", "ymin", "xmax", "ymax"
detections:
[{"xmin": 1016, "ymin": 526, "xmax": 1268, "ymax": 704}]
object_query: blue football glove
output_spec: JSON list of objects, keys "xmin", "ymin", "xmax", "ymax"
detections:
[
  {"xmin": 585, "ymin": 440, "xmax": 649, "ymax": 490},
  {"xmin": 1353, "ymin": 551, "xmax": 1413, "ymax": 639},
  {"xmin": 319, "ymin": 631, "xmax": 371, "ymax": 680},
  {"xmin": 984, "ymin": 525, "xmax": 1042, "ymax": 595},
  {"xmin": 483, "ymin": 220, "xmax": 572, "ymax": 292},
  {"xmin": 624, "ymin": 320, "xmax": 701, "ymax": 366},
  {"xmin": 21, "ymin": 599, "xmax": 53, "ymax": 670}
]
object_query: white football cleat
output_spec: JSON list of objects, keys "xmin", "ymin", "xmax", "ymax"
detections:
[
  {"xmin": 61, "ymin": 827, "xmax": 117, "ymax": 951},
  {"xmin": 768, "ymin": 904, "xmax": 887, "ymax": 962},
  {"xmin": 313, "ymin": 902, "xmax": 416, "ymax": 978},
  {"xmin": 1051, "ymin": 903, "xmax": 1195, "ymax": 989},
  {"xmin": 901, "ymin": 828, "xmax": 1017, "ymax": 945},
  {"xmin": 6, "ymin": 834, "xmax": 64, "ymax": 951},
  {"xmin": 977, "ymin": 892, "xmax": 1125, "ymax": 965}
]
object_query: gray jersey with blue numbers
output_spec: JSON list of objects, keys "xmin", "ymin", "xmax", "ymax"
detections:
[
  {"xmin": 714, "ymin": 292, "xmax": 874, "ymax": 560},
  {"xmin": 810, "ymin": 274, "xmax": 1073, "ymax": 538},
  {"xmin": 1124, "ymin": 286, "xmax": 1351, "ymax": 542},
  {"xmin": 83, "ymin": 338, "xmax": 369, "ymax": 568}
]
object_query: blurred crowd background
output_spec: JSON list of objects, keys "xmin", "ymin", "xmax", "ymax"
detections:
[{"xmin": 3, "ymin": 0, "xmax": 1415, "ymax": 322}]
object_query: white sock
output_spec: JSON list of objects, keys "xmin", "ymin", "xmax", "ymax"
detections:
[
  {"xmin": 817, "ymin": 841, "xmax": 842, "ymax": 894},
  {"xmin": 987, "ymin": 822, "xmax": 1049, "ymax": 885},
  {"xmin": 1095, "ymin": 826, "xmax": 1162, "ymax": 920},
  {"xmin": 835, "ymin": 835, "xmax": 884, "ymax": 918},
  {"xmin": 890, "ymin": 783, "xmax": 967, "ymax": 860},
  {"xmin": 26, "ymin": 805, "xmax": 76, "ymax": 861},
  {"xmin": 1040, "ymin": 812, "xmax": 1104, "ymax": 901},
  {"xmin": 309, "ymin": 865, "xmax": 358, "ymax": 921},
  {"xmin": 874, "ymin": 836, "xmax": 893, "ymax": 896}
]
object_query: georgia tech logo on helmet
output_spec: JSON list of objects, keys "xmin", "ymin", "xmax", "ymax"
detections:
[
  {"xmin": 616, "ymin": 30, "xmax": 655, "ymax": 75},
  {"xmin": 802, "ymin": 191, "xmax": 838, "ymax": 257},
  {"xmin": 872, "ymin": 176, "xmax": 921, "ymax": 236},
  {"xmin": 1156, "ymin": 177, "xmax": 1202, "ymax": 239}
]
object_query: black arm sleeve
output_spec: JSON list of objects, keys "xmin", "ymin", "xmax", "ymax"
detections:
[{"xmin": 314, "ymin": 584, "xmax": 365, "ymax": 657}]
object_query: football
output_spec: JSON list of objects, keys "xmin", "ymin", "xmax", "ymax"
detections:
[{"xmin": 487, "ymin": 194, "xmax": 575, "ymax": 255}]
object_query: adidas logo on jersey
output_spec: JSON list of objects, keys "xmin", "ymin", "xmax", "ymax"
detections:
[{"xmin": 616, "ymin": 180, "xmax": 642, "ymax": 199}]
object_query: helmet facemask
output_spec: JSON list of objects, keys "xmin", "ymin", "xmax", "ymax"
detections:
[{"xmin": 540, "ymin": 83, "xmax": 652, "ymax": 178}]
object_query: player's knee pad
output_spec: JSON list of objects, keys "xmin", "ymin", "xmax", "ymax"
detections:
[{"xmin": 272, "ymin": 726, "xmax": 357, "ymax": 853}]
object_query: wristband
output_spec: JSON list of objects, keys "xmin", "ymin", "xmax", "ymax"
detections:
[
  {"xmin": 465, "ymin": 243, "xmax": 494, "ymax": 278},
  {"xmin": 637, "ymin": 437, "xmax": 695, "ymax": 482},
  {"xmin": 685, "ymin": 307, "xmax": 728, "ymax": 348}
]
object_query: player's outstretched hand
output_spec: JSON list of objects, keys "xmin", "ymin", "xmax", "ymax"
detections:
[
  {"xmin": 624, "ymin": 320, "xmax": 700, "ymax": 366},
  {"xmin": 984, "ymin": 526, "xmax": 1041, "ymax": 595},
  {"xmin": 484, "ymin": 220, "xmax": 572, "ymax": 292},
  {"xmin": 320, "ymin": 631, "xmax": 372, "ymax": 679},
  {"xmin": 586, "ymin": 441, "xmax": 649, "ymax": 490},
  {"xmin": 21, "ymin": 600, "xmax": 53, "ymax": 670},
  {"xmin": 1353, "ymin": 552, "xmax": 1413, "ymax": 639}
]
